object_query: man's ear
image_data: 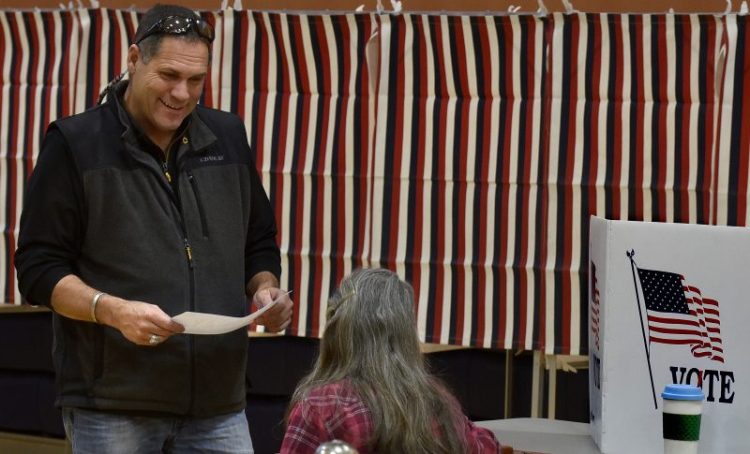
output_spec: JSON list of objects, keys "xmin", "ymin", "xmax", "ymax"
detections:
[{"xmin": 126, "ymin": 44, "xmax": 140, "ymax": 74}]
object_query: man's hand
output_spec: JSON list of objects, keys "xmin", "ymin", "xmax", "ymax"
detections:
[
  {"xmin": 252, "ymin": 287, "xmax": 294, "ymax": 332},
  {"xmin": 97, "ymin": 295, "xmax": 185, "ymax": 346},
  {"xmin": 49, "ymin": 275, "xmax": 183, "ymax": 346}
]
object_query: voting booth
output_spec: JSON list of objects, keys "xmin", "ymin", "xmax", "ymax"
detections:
[{"xmin": 588, "ymin": 216, "xmax": 750, "ymax": 453}]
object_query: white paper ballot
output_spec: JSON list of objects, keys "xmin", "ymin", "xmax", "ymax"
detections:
[{"xmin": 173, "ymin": 292, "xmax": 287, "ymax": 335}]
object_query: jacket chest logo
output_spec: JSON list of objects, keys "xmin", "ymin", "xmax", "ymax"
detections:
[{"xmin": 199, "ymin": 155, "xmax": 225, "ymax": 163}]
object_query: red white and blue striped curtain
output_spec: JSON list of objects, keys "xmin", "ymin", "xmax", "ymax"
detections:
[
  {"xmin": 543, "ymin": 13, "xmax": 724, "ymax": 353},
  {"xmin": 372, "ymin": 14, "xmax": 547, "ymax": 350},
  {"xmin": 715, "ymin": 14, "xmax": 750, "ymax": 225},
  {"xmin": 1, "ymin": 9, "xmax": 749, "ymax": 354}
]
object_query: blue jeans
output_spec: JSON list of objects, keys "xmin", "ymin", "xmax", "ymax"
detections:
[{"xmin": 62, "ymin": 407, "xmax": 254, "ymax": 454}]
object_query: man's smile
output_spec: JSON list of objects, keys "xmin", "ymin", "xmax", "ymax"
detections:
[{"xmin": 159, "ymin": 98, "xmax": 182, "ymax": 110}]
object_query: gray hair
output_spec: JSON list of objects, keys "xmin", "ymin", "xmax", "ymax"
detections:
[{"xmin": 288, "ymin": 268, "xmax": 469, "ymax": 453}]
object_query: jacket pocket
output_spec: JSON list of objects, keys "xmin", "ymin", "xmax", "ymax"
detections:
[{"xmin": 187, "ymin": 171, "xmax": 209, "ymax": 238}]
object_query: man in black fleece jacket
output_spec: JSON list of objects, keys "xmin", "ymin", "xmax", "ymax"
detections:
[{"xmin": 14, "ymin": 4, "xmax": 293, "ymax": 453}]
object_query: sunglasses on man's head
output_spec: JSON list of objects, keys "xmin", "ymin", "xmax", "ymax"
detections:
[{"xmin": 135, "ymin": 15, "xmax": 215, "ymax": 45}]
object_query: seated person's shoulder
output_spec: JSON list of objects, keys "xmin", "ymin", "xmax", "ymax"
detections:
[
  {"xmin": 283, "ymin": 382, "xmax": 371, "ymax": 453},
  {"xmin": 302, "ymin": 381, "xmax": 363, "ymax": 408},
  {"xmin": 296, "ymin": 381, "xmax": 370, "ymax": 424}
]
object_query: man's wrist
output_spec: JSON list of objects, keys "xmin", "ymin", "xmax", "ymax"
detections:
[
  {"xmin": 246, "ymin": 271, "xmax": 279, "ymax": 297},
  {"xmin": 90, "ymin": 291, "xmax": 107, "ymax": 323},
  {"xmin": 94, "ymin": 294, "xmax": 121, "ymax": 327}
]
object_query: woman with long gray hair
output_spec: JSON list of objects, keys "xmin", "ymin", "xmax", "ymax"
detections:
[{"xmin": 280, "ymin": 268, "xmax": 501, "ymax": 453}]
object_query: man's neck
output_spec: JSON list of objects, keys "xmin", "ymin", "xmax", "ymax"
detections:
[{"xmin": 122, "ymin": 85, "xmax": 172, "ymax": 152}]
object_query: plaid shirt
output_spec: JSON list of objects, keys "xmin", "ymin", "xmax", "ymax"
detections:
[{"xmin": 280, "ymin": 381, "xmax": 501, "ymax": 453}]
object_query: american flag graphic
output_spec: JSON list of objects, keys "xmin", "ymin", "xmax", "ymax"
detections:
[
  {"xmin": 590, "ymin": 262, "xmax": 601, "ymax": 351},
  {"xmin": 637, "ymin": 268, "xmax": 724, "ymax": 363}
]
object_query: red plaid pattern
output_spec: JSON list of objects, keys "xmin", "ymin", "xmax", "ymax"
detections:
[{"xmin": 280, "ymin": 381, "xmax": 501, "ymax": 453}]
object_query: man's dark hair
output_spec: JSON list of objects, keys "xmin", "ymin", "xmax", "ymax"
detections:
[{"xmin": 133, "ymin": 4, "xmax": 212, "ymax": 63}]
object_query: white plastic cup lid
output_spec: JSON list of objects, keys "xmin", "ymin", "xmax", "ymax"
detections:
[{"xmin": 662, "ymin": 384, "xmax": 704, "ymax": 401}]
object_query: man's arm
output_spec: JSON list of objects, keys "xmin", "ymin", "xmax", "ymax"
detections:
[
  {"xmin": 16, "ymin": 126, "xmax": 182, "ymax": 346},
  {"xmin": 15, "ymin": 127, "xmax": 85, "ymax": 306},
  {"xmin": 239, "ymin": 119, "xmax": 292, "ymax": 332},
  {"xmin": 246, "ymin": 271, "xmax": 293, "ymax": 333},
  {"xmin": 242, "ymin": 143, "xmax": 282, "ymax": 284},
  {"xmin": 246, "ymin": 271, "xmax": 279, "ymax": 296},
  {"xmin": 51, "ymin": 274, "xmax": 183, "ymax": 346},
  {"xmin": 242, "ymin": 181, "xmax": 293, "ymax": 332}
]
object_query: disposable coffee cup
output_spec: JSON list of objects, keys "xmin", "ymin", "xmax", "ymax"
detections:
[{"xmin": 661, "ymin": 384, "xmax": 704, "ymax": 454}]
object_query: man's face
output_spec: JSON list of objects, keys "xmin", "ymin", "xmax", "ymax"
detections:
[{"xmin": 125, "ymin": 36, "xmax": 209, "ymax": 147}]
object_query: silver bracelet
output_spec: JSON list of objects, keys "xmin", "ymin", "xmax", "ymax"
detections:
[{"xmin": 91, "ymin": 292, "xmax": 107, "ymax": 324}]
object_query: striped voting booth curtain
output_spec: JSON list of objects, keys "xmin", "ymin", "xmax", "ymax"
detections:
[
  {"xmin": 716, "ymin": 14, "xmax": 750, "ymax": 226},
  {"xmin": 1, "ymin": 9, "xmax": 749, "ymax": 354},
  {"xmin": 372, "ymin": 14, "xmax": 548, "ymax": 350},
  {"xmin": 543, "ymin": 13, "xmax": 724, "ymax": 353}
]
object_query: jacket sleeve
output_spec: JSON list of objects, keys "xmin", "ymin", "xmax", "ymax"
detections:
[
  {"xmin": 241, "ymin": 121, "xmax": 281, "ymax": 284},
  {"xmin": 15, "ymin": 126, "xmax": 86, "ymax": 306}
]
